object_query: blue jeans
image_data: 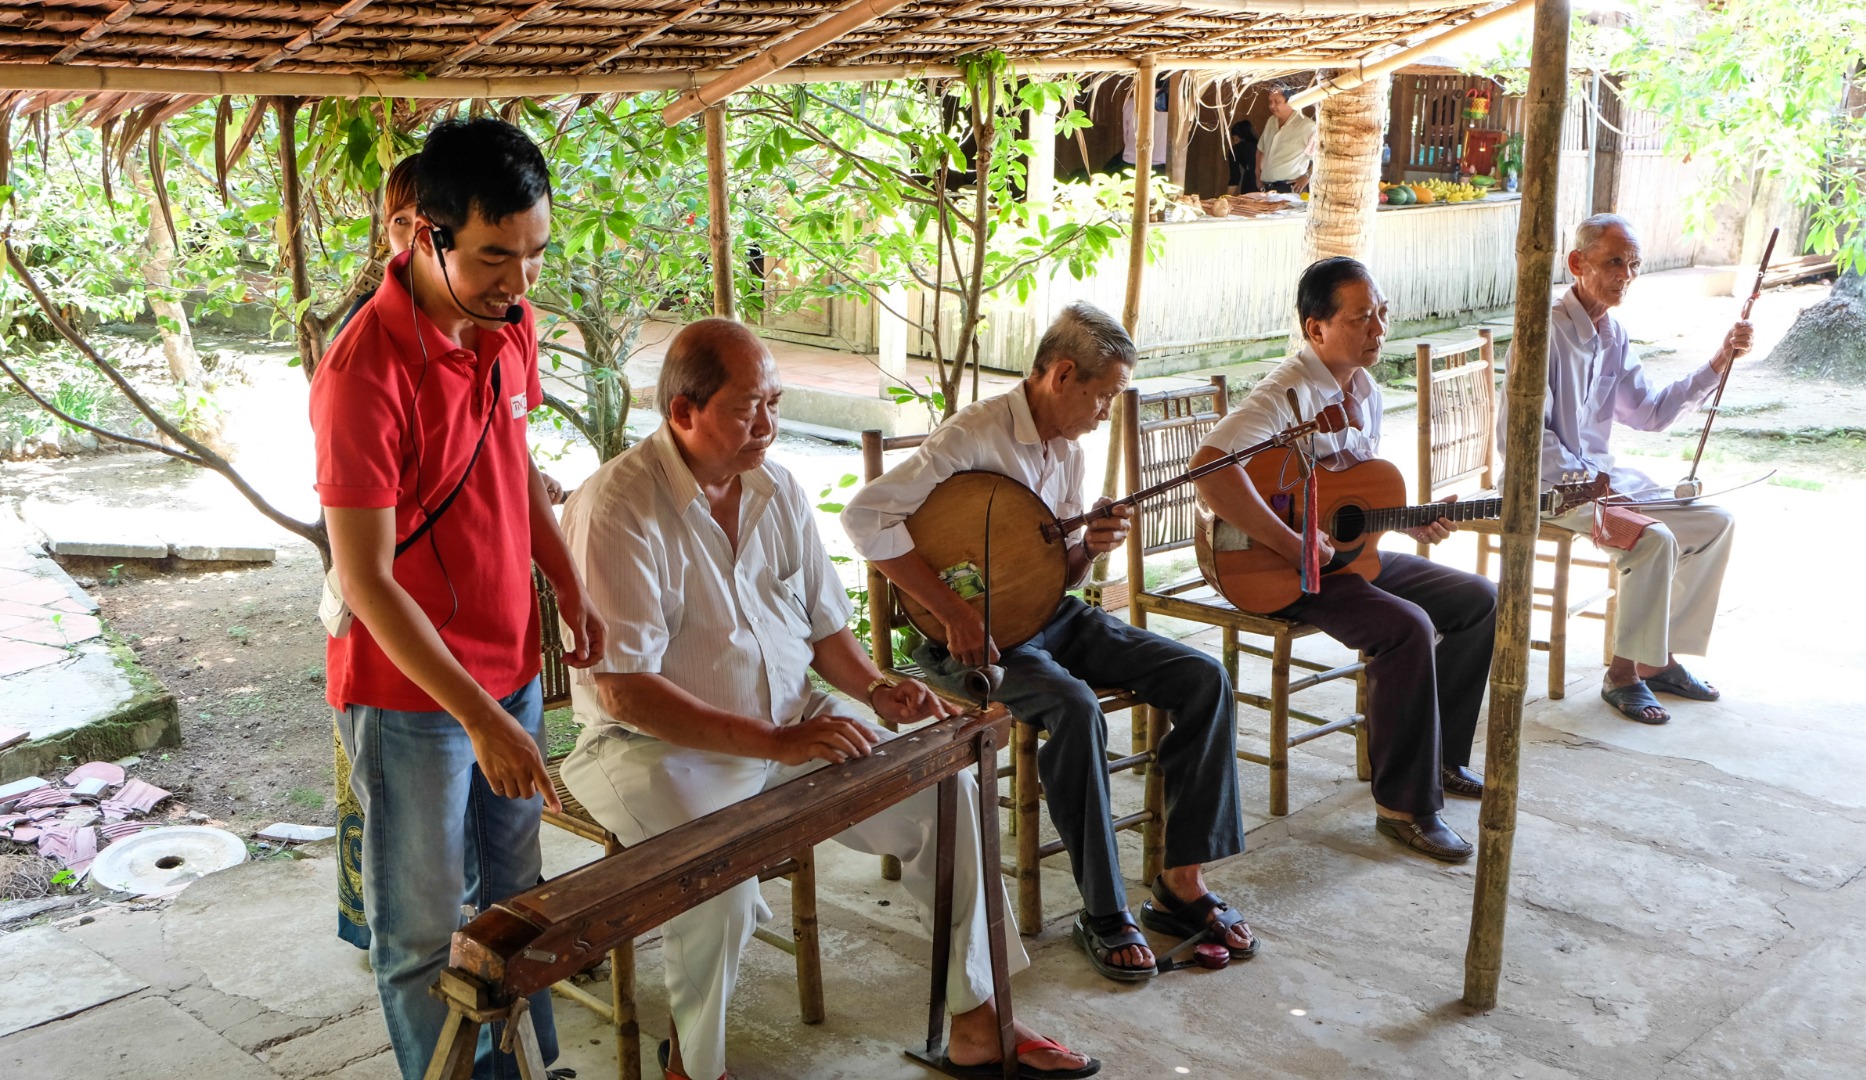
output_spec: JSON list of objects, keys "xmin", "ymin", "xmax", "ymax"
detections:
[{"xmin": 336, "ymin": 677, "xmax": 557, "ymax": 1080}]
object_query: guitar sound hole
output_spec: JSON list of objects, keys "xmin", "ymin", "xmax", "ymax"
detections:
[{"xmin": 1333, "ymin": 505, "xmax": 1367, "ymax": 543}]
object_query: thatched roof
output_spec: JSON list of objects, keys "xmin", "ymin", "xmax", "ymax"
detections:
[{"xmin": 0, "ymin": 0, "xmax": 1501, "ymax": 108}]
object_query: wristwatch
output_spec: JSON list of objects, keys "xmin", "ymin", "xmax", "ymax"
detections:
[{"xmin": 864, "ymin": 677, "xmax": 892, "ymax": 707}]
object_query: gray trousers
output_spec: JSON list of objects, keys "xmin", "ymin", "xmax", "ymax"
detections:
[{"xmin": 917, "ymin": 596, "xmax": 1244, "ymax": 918}]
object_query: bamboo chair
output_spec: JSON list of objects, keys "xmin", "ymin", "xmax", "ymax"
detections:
[
  {"xmin": 859, "ymin": 429, "xmax": 1160, "ymax": 935},
  {"xmin": 1413, "ymin": 331, "xmax": 1616, "ymax": 700},
  {"xmin": 533, "ymin": 571, "xmax": 824, "ymax": 1080},
  {"xmin": 1119, "ymin": 380, "xmax": 1371, "ymax": 818}
]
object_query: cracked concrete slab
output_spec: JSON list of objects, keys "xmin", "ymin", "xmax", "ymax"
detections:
[
  {"xmin": 0, "ymin": 925, "xmax": 146, "ymax": 1038},
  {"xmin": 0, "ymin": 994, "xmax": 274, "ymax": 1080},
  {"xmin": 162, "ymin": 854, "xmax": 379, "ymax": 1024}
]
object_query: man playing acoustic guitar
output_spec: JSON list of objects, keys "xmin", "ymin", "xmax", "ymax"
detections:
[
  {"xmin": 845, "ymin": 302, "xmax": 1255, "ymax": 983},
  {"xmin": 1190, "ymin": 258, "xmax": 1497, "ymax": 862}
]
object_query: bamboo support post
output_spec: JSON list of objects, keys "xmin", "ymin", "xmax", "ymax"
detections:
[
  {"xmin": 1165, "ymin": 71, "xmax": 1188, "ymax": 188},
  {"xmin": 274, "ymin": 96, "xmax": 323, "ymax": 377},
  {"xmin": 1464, "ymin": 0, "xmax": 1570, "ymax": 1012},
  {"xmin": 1122, "ymin": 57, "xmax": 1156, "ymax": 338},
  {"xmin": 704, "ymin": 104, "xmax": 734, "ymax": 319}
]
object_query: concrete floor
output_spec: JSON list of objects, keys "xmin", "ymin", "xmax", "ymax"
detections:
[{"xmin": 5, "ymin": 430, "xmax": 1864, "ymax": 1078}]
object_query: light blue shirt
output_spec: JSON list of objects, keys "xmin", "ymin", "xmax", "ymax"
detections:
[{"xmin": 1514, "ymin": 287, "xmax": 1722, "ymax": 495}]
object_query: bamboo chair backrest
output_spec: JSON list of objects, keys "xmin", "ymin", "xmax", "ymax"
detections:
[
  {"xmin": 1414, "ymin": 330, "xmax": 1497, "ymax": 503},
  {"xmin": 1120, "ymin": 377, "xmax": 1230, "ymax": 558},
  {"xmin": 860, "ymin": 429, "xmax": 931, "ymax": 670},
  {"xmin": 534, "ymin": 564, "xmax": 572, "ymax": 710}
]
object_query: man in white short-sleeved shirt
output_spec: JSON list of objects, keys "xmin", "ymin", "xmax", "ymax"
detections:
[
  {"xmin": 1192, "ymin": 258, "xmax": 1495, "ymax": 863},
  {"xmin": 1257, "ymin": 86, "xmax": 1316, "ymax": 193},
  {"xmin": 559, "ymin": 319, "xmax": 1096, "ymax": 1080},
  {"xmin": 844, "ymin": 302, "xmax": 1256, "ymax": 985}
]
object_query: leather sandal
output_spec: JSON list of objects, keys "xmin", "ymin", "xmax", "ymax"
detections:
[
  {"xmin": 1139, "ymin": 876, "xmax": 1258, "ymax": 959},
  {"xmin": 1646, "ymin": 662, "xmax": 1719, "ymax": 701},
  {"xmin": 1376, "ymin": 812, "xmax": 1474, "ymax": 862},
  {"xmin": 1601, "ymin": 679, "xmax": 1669, "ymax": 724},
  {"xmin": 1441, "ymin": 765, "xmax": 1485, "ymax": 799},
  {"xmin": 1071, "ymin": 909, "xmax": 1157, "ymax": 982}
]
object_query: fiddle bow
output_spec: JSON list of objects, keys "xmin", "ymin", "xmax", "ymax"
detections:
[{"xmin": 1678, "ymin": 225, "xmax": 1777, "ymax": 498}]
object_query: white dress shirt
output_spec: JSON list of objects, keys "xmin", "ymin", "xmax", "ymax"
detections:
[
  {"xmin": 842, "ymin": 382, "xmax": 1086, "ymax": 562},
  {"xmin": 1521, "ymin": 286, "xmax": 1721, "ymax": 494},
  {"xmin": 561, "ymin": 424, "xmax": 853, "ymax": 734},
  {"xmin": 1199, "ymin": 346, "xmax": 1383, "ymax": 461}
]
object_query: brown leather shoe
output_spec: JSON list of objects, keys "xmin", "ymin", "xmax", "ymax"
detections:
[
  {"xmin": 1441, "ymin": 765, "xmax": 1484, "ymax": 799},
  {"xmin": 1376, "ymin": 812, "xmax": 1474, "ymax": 862}
]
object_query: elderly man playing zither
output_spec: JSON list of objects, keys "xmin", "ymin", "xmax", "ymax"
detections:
[
  {"xmin": 844, "ymin": 301, "xmax": 1254, "ymax": 983},
  {"xmin": 1516, "ymin": 213, "xmax": 1749, "ymax": 725},
  {"xmin": 558, "ymin": 318, "xmax": 1097, "ymax": 1080}
]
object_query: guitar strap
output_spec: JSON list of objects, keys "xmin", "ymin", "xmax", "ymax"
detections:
[{"xmin": 1297, "ymin": 443, "xmax": 1322, "ymax": 594}]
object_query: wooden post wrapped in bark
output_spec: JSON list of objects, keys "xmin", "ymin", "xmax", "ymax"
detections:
[
  {"xmin": 704, "ymin": 104, "xmax": 735, "ymax": 319},
  {"xmin": 1303, "ymin": 75, "xmax": 1389, "ymax": 263},
  {"xmin": 275, "ymin": 96, "xmax": 324, "ymax": 376},
  {"xmin": 1464, "ymin": 0, "xmax": 1571, "ymax": 1012}
]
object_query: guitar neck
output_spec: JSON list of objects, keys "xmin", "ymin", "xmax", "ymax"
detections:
[{"xmin": 1365, "ymin": 491, "xmax": 1552, "ymax": 532}]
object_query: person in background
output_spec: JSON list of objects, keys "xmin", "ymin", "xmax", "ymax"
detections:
[
  {"xmin": 333, "ymin": 153, "xmax": 419, "ymax": 952},
  {"xmin": 1227, "ymin": 119, "xmax": 1258, "ymax": 195},
  {"xmin": 1257, "ymin": 86, "xmax": 1317, "ymax": 194},
  {"xmin": 1109, "ymin": 74, "xmax": 1169, "ymax": 173}
]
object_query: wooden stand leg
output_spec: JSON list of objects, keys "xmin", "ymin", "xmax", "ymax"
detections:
[
  {"xmin": 792, "ymin": 847, "xmax": 826, "ymax": 1025},
  {"xmin": 1269, "ymin": 632, "xmax": 1292, "ymax": 817},
  {"xmin": 1014, "ymin": 722, "xmax": 1041, "ymax": 934},
  {"xmin": 425, "ymin": 969, "xmax": 549, "ymax": 1080},
  {"xmin": 613, "ymin": 938, "xmax": 639, "ymax": 1080},
  {"xmin": 422, "ymin": 1007, "xmax": 482, "ymax": 1080},
  {"xmin": 1602, "ymin": 576, "xmax": 1618, "ymax": 665}
]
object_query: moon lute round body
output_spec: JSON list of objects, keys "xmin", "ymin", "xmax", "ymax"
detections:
[{"xmin": 897, "ymin": 471, "xmax": 1070, "ymax": 650}]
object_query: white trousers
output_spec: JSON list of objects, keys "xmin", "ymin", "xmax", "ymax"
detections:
[
  {"xmin": 560, "ymin": 699, "xmax": 1026, "ymax": 1080},
  {"xmin": 1547, "ymin": 502, "xmax": 1736, "ymax": 669}
]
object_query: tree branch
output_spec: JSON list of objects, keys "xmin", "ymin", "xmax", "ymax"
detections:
[
  {"xmin": 5, "ymin": 241, "xmax": 329, "ymax": 556},
  {"xmin": 540, "ymin": 391, "xmax": 596, "ymax": 443},
  {"xmin": 0, "ymin": 352, "xmax": 203, "ymax": 463}
]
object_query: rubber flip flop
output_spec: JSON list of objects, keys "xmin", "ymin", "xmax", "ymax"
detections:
[
  {"xmin": 939, "ymin": 1036, "xmax": 1103, "ymax": 1079},
  {"xmin": 1601, "ymin": 679, "xmax": 1669, "ymax": 724},
  {"xmin": 1646, "ymin": 663, "xmax": 1719, "ymax": 701}
]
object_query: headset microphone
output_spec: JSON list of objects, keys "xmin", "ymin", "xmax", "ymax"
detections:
[{"xmin": 426, "ymin": 222, "xmax": 525, "ymax": 328}]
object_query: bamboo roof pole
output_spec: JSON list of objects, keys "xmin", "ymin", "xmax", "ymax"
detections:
[
  {"xmin": 662, "ymin": 0, "xmax": 917, "ymax": 124},
  {"xmin": 0, "ymin": 58, "xmax": 1313, "ymax": 101},
  {"xmin": 1463, "ymin": 0, "xmax": 1569, "ymax": 1012},
  {"xmin": 1284, "ymin": 0, "xmax": 1536, "ymax": 112},
  {"xmin": 705, "ymin": 104, "xmax": 735, "ymax": 319}
]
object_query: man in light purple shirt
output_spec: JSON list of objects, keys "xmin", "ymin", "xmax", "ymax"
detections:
[{"xmin": 1521, "ymin": 213, "xmax": 1752, "ymax": 724}]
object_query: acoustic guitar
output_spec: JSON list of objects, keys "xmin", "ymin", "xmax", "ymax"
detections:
[
  {"xmin": 1194, "ymin": 451, "xmax": 1607, "ymax": 614},
  {"xmin": 894, "ymin": 405, "xmax": 1356, "ymax": 650}
]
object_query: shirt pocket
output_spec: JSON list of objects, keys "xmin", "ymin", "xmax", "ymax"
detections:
[{"xmin": 773, "ymin": 568, "xmax": 815, "ymax": 637}]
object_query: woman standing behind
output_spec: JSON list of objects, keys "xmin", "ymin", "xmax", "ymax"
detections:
[
  {"xmin": 1227, "ymin": 120, "xmax": 1258, "ymax": 195},
  {"xmin": 333, "ymin": 154, "xmax": 418, "ymax": 951}
]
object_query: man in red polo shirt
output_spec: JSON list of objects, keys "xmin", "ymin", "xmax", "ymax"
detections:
[{"xmin": 311, "ymin": 117, "xmax": 603, "ymax": 1080}]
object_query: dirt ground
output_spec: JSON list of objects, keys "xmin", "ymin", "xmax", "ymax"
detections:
[{"xmin": 0, "ymin": 272, "xmax": 1859, "ymax": 841}]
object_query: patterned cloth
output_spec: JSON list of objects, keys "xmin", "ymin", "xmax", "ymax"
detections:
[{"xmin": 334, "ymin": 719, "xmax": 370, "ymax": 950}]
